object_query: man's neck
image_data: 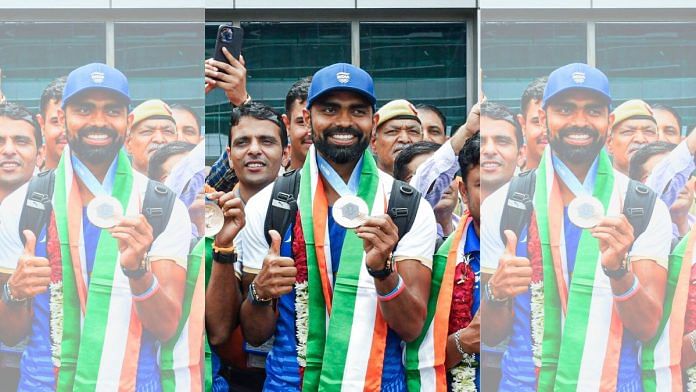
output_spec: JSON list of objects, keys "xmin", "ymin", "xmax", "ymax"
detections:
[
  {"xmin": 238, "ymin": 182, "xmax": 264, "ymax": 205},
  {"xmin": 473, "ymin": 219, "xmax": 480, "ymax": 238},
  {"xmin": 556, "ymin": 154, "xmax": 595, "ymax": 183},
  {"xmin": 290, "ymin": 151, "xmax": 306, "ymax": 170}
]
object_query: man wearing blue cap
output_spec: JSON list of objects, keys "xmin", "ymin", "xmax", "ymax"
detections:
[
  {"xmin": 480, "ymin": 63, "xmax": 672, "ymax": 391},
  {"xmin": 0, "ymin": 63, "xmax": 194, "ymax": 391},
  {"xmin": 238, "ymin": 63, "xmax": 437, "ymax": 390}
]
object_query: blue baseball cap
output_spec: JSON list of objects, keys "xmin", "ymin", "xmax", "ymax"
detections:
[
  {"xmin": 542, "ymin": 63, "xmax": 611, "ymax": 109},
  {"xmin": 62, "ymin": 63, "xmax": 130, "ymax": 108},
  {"xmin": 306, "ymin": 63, "xmax": 376, "ymax": 109}
]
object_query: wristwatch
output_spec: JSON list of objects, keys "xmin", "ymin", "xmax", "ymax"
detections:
[
  {"xmin": 122, "ymin": 255, "xmax": 151, "ymax": 279},
  {"xmin": 366, "ymin": 254, "xmax": 394, "ymax": 280},
  {"xmin": 602, "ymin": 255, "xmax": 629, "ymax": 280},
  {"xmin": 213, "ymin": 248, "xmax": 237, "ymax": 265},
  {"xmin": 2, "ymin": 280, "xmax": 26, "ymax": 306},
  {"xmin": 248, "ymin": 282, "xmax": 272, "ymax": 307}
]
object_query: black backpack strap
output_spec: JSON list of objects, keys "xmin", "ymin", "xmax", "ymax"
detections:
[
  {"xmin": 18, "ymin": 170, "xmax": 56, "ymax": 245},
  {"xmin": 264, "ymin": 169, "xmax": 301, "ymax": 246},
  {"xmin": 623, "ymin": 179, "xmax": 657, "ymax": 242},
  {"xmin": 500, "ymin": 169, "xmax": 536, "ymax": 247},
  {"xmin": 143, "ymin": 180, "xmax": 176, "ymax": 243},
  {"xmin": 387, "ymin": 180, "xmax": 421, "ymax": 243}
]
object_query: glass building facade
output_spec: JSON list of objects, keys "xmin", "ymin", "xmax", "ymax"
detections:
[
  {"xmin": 482, "ymin": 15, "xmax": 696, "ymax": 135},
  {"xmin": 205, "ymin": 19, "xmax": 469, "ymax": 163}
]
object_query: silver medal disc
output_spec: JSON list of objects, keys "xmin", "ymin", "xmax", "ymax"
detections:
[
  {"xmin": 332, "ymin": 196, "xmax": 369, "ymax": 229},
  {"xmin": 204, "ymin": 199, "xmax": 225, "ymax": 237},
  {"xmin": 86, "ymin": 196, "xmax": 124, "ymax": 229},
  {"xmin": 568, "ymin": 195, "xmax": 604, "ymax": 229}
]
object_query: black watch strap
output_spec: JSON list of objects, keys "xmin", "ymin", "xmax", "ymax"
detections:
[
  {"xmin": 213, "ymin": 249, "xmax": 237, "ymax": 265},
  {"xmin": 367, "ymin": 254, "xmax": 394, "ymax": 279},
  {"xmin": 602, "ymin": 256, "xmax": 629, "ymax": 280}
]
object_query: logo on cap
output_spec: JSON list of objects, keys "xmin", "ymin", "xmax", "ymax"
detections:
[
  {"xmin": 91, "ymin": 71, "xmax": 105, "ymax": 84},
  {"xmin": 572, "ymin": 72, "xmax": 586, "ymax": 84},
  {"xmin": 336, "ymin": 72, "xmax": 350, "ymax": 84}
]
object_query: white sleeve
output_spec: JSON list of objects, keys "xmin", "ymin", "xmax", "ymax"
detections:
[
  {"xmin": 646, "ymin": 140, "xmax": 692, "ymax": 195},
  {"xmin": 239, "ymin": 183, "xmax": 274, "ymax": 273},
  {"xmin": 0, "ymin": 184, "xmax": 28, "ymax": 273},
  {"xmin": 629, "ymin": 197, "xmax": 672, "ymax": 269},
  {"xmin": 480, "ymin": 183, "xmax": 508, "ymax": 274},
  {"xmin": 409, "ymin": 140, "xmax": 457, "ymax": 194},
  {"xmin": 393, "ymin": 197, "xmax": 437, "ymax": 269},
  {"xmin": 149, "ymin": 198, "xmax": 191, "ymax": 270}
]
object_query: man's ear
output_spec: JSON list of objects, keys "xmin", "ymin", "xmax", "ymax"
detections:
[
  {"xmin": 281, "ymin": 113, "xmax": 290, "ymax": 129},
  {"xmin": 36, "ymin": 113, "xmax": 46, "ymax": 131}
]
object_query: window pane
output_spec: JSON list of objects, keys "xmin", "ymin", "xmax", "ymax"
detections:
[
  {"xmin": 115, "ymin": 23, "xmax": 202, "ymax": 106},
  {"xmin": 596, "ymin": 22, "xmax": 696, "ymax": 131},
  {"xmin": 205, "ymin": 22, "xmax": 351, "ymax": 162},
  {"xmin": 481, "ymin": 22, "xmax": 586, "ymax": 112},
  {"xmin": 0, "ymin": 22, "xmax": 105, "ymax": 111},
  {"xmin": 360, "ymin": 22, "xmax": 467, "ymax": 129}
]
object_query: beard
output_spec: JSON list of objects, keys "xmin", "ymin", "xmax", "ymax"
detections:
[
  {"xmin": 67, "ymin": 125, "xmax": 124, "ymax": 165},
  {"xmin": 312, "ymin": 125, "xmax": 369, "ymax": 164},
  {"xmin": 548, "ymin": 124, "xmax": 605, "ymax": 165}
]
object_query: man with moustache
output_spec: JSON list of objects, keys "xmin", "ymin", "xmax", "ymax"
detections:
[
  {"xmin": 283, "ymin": 77, "xmax": 312, "ymax": 170},
  {"xmin": 239, "ymin": 63, "xmax": 437, "ymax": 390},
  {"xmin": 606, "ymin": 99, "xmax": 659, "ymax": 176},
  {"xmin": 416, "ymin": 103, "xmax": 448, "ymax": 145},
  {"xmin": 481, "ymin": 63, "xmax": 672, "ymax": 391},
  {"xmin": 126, "ymin": 99, "xmax": 179, "ymax": 176},
  {"xmin": 170, "ymin": 104, "xmax": 203, "ymax": 145},
  {"xmin": 36, "ymin": 77, "xmax": 67, "ymax": 171},
  {"xmin": 0, "ymin": 102, "xmax": 42, "ymax": 389},
  {"xmin": 517, "ymin": 77, "xmax": 547, "ymax": 171},
  {"xmin": 480, "ymin": 102, "xmax": 523, "ymax": 198},
  {"xmin": 0, "ymin": 63, "xmax": 193, "ymax": 391},
  {"xmin": 371, "ymin": 99, "xmax": 424, "ymax": 175},
  {"xmin": 652, "ymin": 103, "xmax": 682, "ymax": 144}
]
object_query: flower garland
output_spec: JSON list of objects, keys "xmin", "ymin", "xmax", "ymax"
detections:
[
  {"xmin": 685, "ymin": 263, "xmax": 696, "ymax": 391},
  {"xmin": 448, "ymin": 253, "xmax": 478, "ymax": 391},
  {"xmin": 46, "ymin": 212, "xmax": 64, "ymax": 370},
  {"xmin": 527, "ymin": 212, "xmax": 545, "ymax": 371},
  {"xmin": 292, "ymin": 213, "xmax": 310, "ymax": 371}
]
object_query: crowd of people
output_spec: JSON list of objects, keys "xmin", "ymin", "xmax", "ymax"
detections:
[{"xmin": 2, "ymin": 43, "xmax": 696, "ymax": 392}]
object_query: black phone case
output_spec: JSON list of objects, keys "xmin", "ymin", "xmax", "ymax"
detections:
[{"xmin": 213, "ymin": 25, "xmax": 243, "ymax": 63}]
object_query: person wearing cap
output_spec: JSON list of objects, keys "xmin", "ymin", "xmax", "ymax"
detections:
[
  {"xmin": 481, "ymin": 63, "xmax": 672, "ymax": 390},
  {"xmin": 0, "ymin": 63, "xmax": 195, "ymax": 391},
  {"xmin": 606, "ymin": 99, "xmax": 659, "ymax": 176},
  {"xmin": 126, "ymin": 99, "xmax": 178, "ymax": 176},
  {"xmin": 238, "ymin": 63, "xmax": 437, "ymax": 390},
  {"xmin": 371, "ymin": 99, "xmax": 423, "ymax": 175}
]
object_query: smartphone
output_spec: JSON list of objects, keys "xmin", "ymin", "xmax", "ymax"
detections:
[{"xmin": 214, "ymin": 24, "xmax": 243, "ymax": 64}]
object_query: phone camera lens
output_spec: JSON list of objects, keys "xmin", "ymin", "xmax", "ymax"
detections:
[{"xmin": 221, "ymin": 28, "xmax": 234, "ymax": 42}]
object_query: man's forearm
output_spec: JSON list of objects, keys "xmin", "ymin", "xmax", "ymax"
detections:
[
  {"xmin": 205, "ymin": 263, "xmax": 241, "ymax": 346},
  {"xmin": 611, "ymin": 270, "xmax": 664, "ymax": 342},
  {"xmin": 0, "ymin": 301, "xmax": 31, "ymax": 346},
  {"xmin": 240, "ymin": 299, "xmax": 277, "ymax": 346},
  {"xmin": 132, "ymin": 263, "xmax": 186, "ymax": 343},
  {"xmin": 375, "ymin": 264, "xmax": 430, "ymax": 343}
]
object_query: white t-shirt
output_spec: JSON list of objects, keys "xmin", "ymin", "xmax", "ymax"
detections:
[
  {"xmin": 481, "ymin": 169, "xmax": 672, "ymax": 274},
  {"xmin": 240, "ymin": 170, "xmax": 437, "ymax": 273},
  {"xmin": 0, "ymin": 170, "xmax": 191, "ymax": 272}
]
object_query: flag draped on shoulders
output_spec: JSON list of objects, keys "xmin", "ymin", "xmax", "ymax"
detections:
[{"xmin": 405, "ymin": 212, "xmax": 477, "ymax": 392}]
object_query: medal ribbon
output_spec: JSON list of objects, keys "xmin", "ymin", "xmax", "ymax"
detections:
[
  {"xmin": 550, "ymin": 153, "xmax": 598, "ymax": 197},
  {"xmin": 70, "ymin": 153, "xmax": 119, "ymax": 197},
  {"xmin": 316, "ymin": 154, "xmax": 363, "ymax": 197}
]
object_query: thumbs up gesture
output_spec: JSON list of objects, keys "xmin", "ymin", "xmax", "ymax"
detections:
[
  {"xmin": 251, "ymin": 230, "xmax": 297, "ymax": 300},
  {"xmin": 487, "ymin": 230, "xmax": 532, "ymax": 300},
  {"xmin": 7, "ymin": 230, "xmax": 51, "ymax": 300}
]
